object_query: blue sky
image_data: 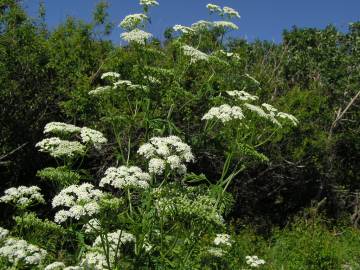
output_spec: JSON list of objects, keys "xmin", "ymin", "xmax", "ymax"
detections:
[{"xmin": 24, "ymin": 0, "xmax": 360, "ymax": 43}]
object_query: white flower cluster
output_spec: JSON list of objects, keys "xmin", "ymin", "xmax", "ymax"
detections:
[
  {"xmin": 173, "ymin": 24, "xmax": 194, "ymax": 34},
  {"xmin": 80, "ymin": 127, "xmax": 108, "ymax": 148},
  {"xmin": 227, "ymin": 90, "xmax": 259, "ymax": 101},
  {"xmin": 83, "ymin": 218, "xmax": 101, "ymax": 234},
  {"xmin": 0, "ymin": 186, "xmax": 45, "ymax": 207},
  {"xmin": 121, "ymin": 29, "xmax": 152, "ymax": 45},
  {"xmin": 44, "ymin": 122, "xmax": 81, "ymax": 135},
  {"xmin": 246, "ymin": 255, "xmax": 266, "ymax": 268},
  {"xmin": 245, "ymin": 103, "xmax": 298, "ymax": 126},
  {"xmin": 93, "ymin": 230, "xmax": 135, "ymax": 248},
  {"xmin": 206, "ymin": 4, "xmax": 222, "ymax": 13},
  {"xmin": 88, "ymin": 85, "xmax": 112, "ymax": 96},
  {"xmin": 206, "ymin": 4, "xmax": 240, "ymax": 19},
  {"xmin": 138, "ymin": 136, "xmax": 194, "ymax": 175},
  {"xmin": 213, "ymin": 20, "xmax": 238, "ymax": 30},
  {"xmin": 81, "ymin": 251, "xmax": 107, "ymax": 270},
  {"xmin": 191, "ymin": 20, "xmax": 213, "ymax": 31},
  {"xmin": 119, "ymin": 13, "xmax": 148, "ymax": 31},
  {"xmin": 223, "ymin": 6, "xmax": 241, "ymax": 19},
  {"xmin": 213, "ymin": 233, "xmax": 232, "ymax": 246},
  {"xmin": 277, "ymin": 112, "xmax": 299, "ymax": 126},
  {"xmin": 52, "ymin": 183, "xmax": 104, "ymax": 224},
  {"xmin": 202, "ymin": 104, "xmax": 244, "ymax": 123},
  {"xmin": 0, "ymin": 238, "xmax": 47, "ymax": 266},
  {"xmin": 36, "ymin": 137, "xmax": 86, "ymax": 158},
  {"xmin": 101, "ymin": 72, "xmax": 120, "ymax": 80},
  {"xmin": 140, "ymin": 0, "xmax": 159, "ymax": 7},
  {"xmin": 37, "ymin": 124, "xmax": 107, "ymax": 157},
  {"xmin": 100, "ymin": 166, "xmax": 150, "ymax": 190},
  {"xmin": 44, "ymin": 262, "xmax": 82, "ymax": 270},
  {"xmin": 0, "ymin": 227, "xmax": 9, "ymax": 241},
  {"xmin": 144, "ymin": 75, "xmax": 161, "ymax": 84},
  {"xmin": 44, "ymin": 261, "xmax": 66, "ymax": 270},
  {"xmin": 207, "ymin": 247, "xmax": 225, "ymax": 257},
  {"xmin": 182, "ymin": 45, "xmax": 209, "ymax": 64}
]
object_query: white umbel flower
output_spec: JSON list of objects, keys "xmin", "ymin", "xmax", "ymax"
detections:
[
  {"xmin": 140, "ymin": 0, "xmax": 159, "ymax": 7},
  {"xmin": 101, "ymin": 72, "xmax": 120, "ymax": 80},
  {"xmin": 0, "ymin": 186, "xmax": 45, "ymax": 207},
  {"xmin": 80, "ymin": 127, "xmax": 107, "ymax": 149},
  {"xmin": 244, "ymin": 103, "xmax": 269, "ymax": 119},
  {"xmin": 0, "ymin": 238, "xmax": 47, "ymax": 266},
  {"xmin": 99, "ymin": 166, "xmax": 150, "ymax": 190},
  {"xmin": 191, "ymin": 20, "xmax": 213, "ymax": 31},
  {"xmin": 227, "ymin": 90, "xmax": 259, "ymax": 101},
  {"xmin": 119, "ymin": 13, "xmax": 148, "ymax": 30},
  {"xmin": 213, "ymin": 21, "xmax": 238, "ymax": 30},
  {"xmin": 213, "ymin": 233, "xmax": 232, "ymax": 246},
  {"xmin": 121, "ymin": 29, "xmax": 152, "ymax": 45},
  {"xmin": 52, "ymin": 183, "xmax": 104, "ymax": 224},
  {"xmin": 277, "ymin": 112, "xmax": 299, "ymax": 126},
  {"xmin": 45, "ymin": 261, "xmax": 66, "ymax": 270},
  {"xmin": 138, "ymin": 136, "xmax": 194, "ymax": 175},
  {"xmin": 44, "ymin": 122, "xmax": 81, "ymax": 135},
  {"xmin": 202, "ymin": 104, "xmax": 244, "ymax": 123},
  {"xmin": 36, "ymin": 137, "xmax": 85, "ymax": 158},
  {"xmin": 89, "ymin": 85, "xmax": 112, "ymax": 96},
  {"xmin": 246, "ymin": 255, "xmax": 266, "ymax": 268},
  {"xmin": 182, "ymin": 45, "xmax": 209, "ymax": 64},
  {"xmin": 0, "ymin": 227, "xmax": 9, "ymax": 241},
  {"xmin": 206, "ymin": 3, "xmax": 222, "ymax": 14},
  {"xmin": 223, "ymin": 6, "xmax": 241, "ymax": 19},
  {"xmin": 173, "ymin": 24, "xmax": 194, "ymax": 34}
]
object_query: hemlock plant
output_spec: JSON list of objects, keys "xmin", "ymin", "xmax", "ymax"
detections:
[{"xmin": 0, "ymin": 1, "xmax": 302, "ymax": 269}]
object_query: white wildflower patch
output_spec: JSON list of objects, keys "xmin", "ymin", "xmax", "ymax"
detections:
[
  {"xmin": 277, "ymin": 112, "xmax": 299, "ymax": 126},
  {"xmin": 0, "ymin": 186, "xmax": 45, "ymax": 208},
  {"xmin": 52, "ymin": 183, "xmax": 104, "ymax": 224},
  {"xmin": 119, "ymin": 13, "xmax": 148, "ymax": 31},
  {"xmin": 213, "ymin": 21, "xmax": 238, "ymax": 30},
  {"xmin": 80, "ymin": 127, "xmax": 108, "ymax": 149},
  {"xmin": 121, "ymin": 29, "xmax": 152, "ymax": 45},
  {"xmin": 223, "ymin": 6, "xmax": 241, "ymax": 19},
  {"xmin": 113, "ymin": 80, "xmax": 133, "ymax": 88},
  {"xmin": 138, "ymin": 136, "xmax": 194, "ymax": 175},
  {"xmin": 101, "ymin": 72, "xmax": 120, "ymax": 80},
  {"xmin": 173, "ymin": 24, "xmax": 194, "ymax": 34},
  {"xmin": 227, "ymin": 90, "xmax": 259, "ymax": 101},
  {"xmin": 246, "ymin": 255, "xmax": 266, "ymax": 268},
  {"xmin": 36, "ymin": 137, "xmax": 85, "ymax": 158},
  {"xmin": 0, "ymin": 227, "xmax": 9, "ymax": 241},
  {"xmin": 0, "ymin": 238, "xmax": 47, "ymax": 266},
  {"xmin": 182, "ymin": 45, "xmax": 209, "ymax": 64},
  {"xmin": 44, "ymin": 122, "xmax": 81, "ymax": 135},
  {"xmin": 202, "ymin": 104, "xmax": 244, "ymax": 123},
  {"xmin": 88, "ymin": 85, "xmax": 112, "ymax": 96},
  {"xmin": 45, "ymin": 261, "xmax": 66, "ymax": 270},
  {"xmin": 99, "ymin": 166, "xmax": 150, "ymax": 190},
  {"xmin": 140, "ymin": 0, "xmax": 159, "ymax": 7},
  {"xmin": 213, "ymin": 233, "xmax": 232, "ymax": 246}
]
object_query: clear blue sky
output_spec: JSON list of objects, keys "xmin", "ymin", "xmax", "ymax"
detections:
[{"xmin": 24, "ymin": 0, "xmax": 360, "ymax": 43}]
